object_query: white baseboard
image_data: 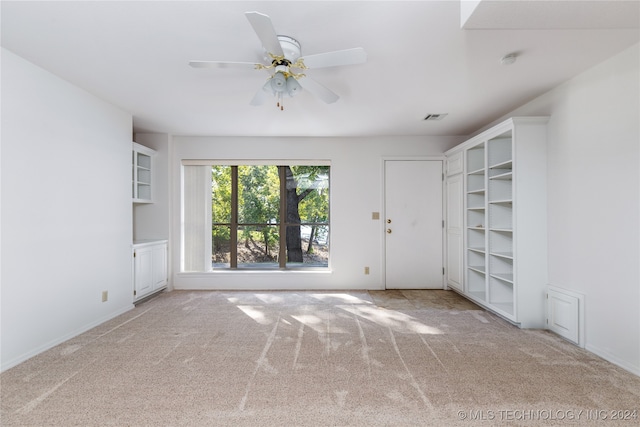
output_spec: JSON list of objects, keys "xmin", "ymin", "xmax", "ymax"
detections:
[
  {"xmin": 1, "ymin": 304, "xmax": 135, "ymax": 373},
  {"xmin": 586, "ymin": 343, "xmax": 640, "ymax": 377}
]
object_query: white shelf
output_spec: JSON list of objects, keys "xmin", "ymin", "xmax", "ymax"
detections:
[
  {"xmin": 467, "ymin": 173, "xmax": 485, "ymax": 193},
  {"xmin": 490, "ymin": 171, "xmax": 513, "ymax": 180},
  {"xmin": 469, "ymin": 265, "xmax": 486, "ymax": 274},
  {"xmin": 488, "ymin": 135, "xmax": 512, "ymax": 167},
  {"xmin": 489, "ymin": 159, "xmax": 513, "ymax": 170},
  {"xmin": 490, "ymin": 273, "xmax": 513, "ymax": 283},
  {"xmin": 490, "ymin": 251, "xmax": 513, "ymax": 259},
  {"xmin": 467, "ymin": 268, "xmax": 486, "ymax": 296},
  {"xmin": 488, "ymin": 179, "xmax": 512, "ymax": 202},
  {"xmin": 489, "ymin": 203, "xmax": 512, "ymax": 230}
]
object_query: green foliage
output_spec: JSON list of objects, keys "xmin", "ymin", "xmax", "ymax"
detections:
[
  {"xmin": 292, "ymin": 165, "xmax": 329, "ymax": 223},
  {"xmin": 211, "ymin": 165, "xmax": 330, "ymax": 260},
  {"xmin": 238, "ymin": 165, "xmax": 280, "ymax": 224},
  {"xmin": 238, "ymin": 166, "xmax": 280, "ymax": 254},
  {"xmin": 211, "ymin": 166, "xmax": 232, "ymax": 246}
]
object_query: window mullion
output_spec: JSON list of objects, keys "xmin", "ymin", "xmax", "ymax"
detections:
[
  {"xmin": 278, "ymin": 166, "xmax": 287, "ymax": 269},
  {"xmin": 231, "ymin": 166, "xmax": 238, "ymax": 269}
]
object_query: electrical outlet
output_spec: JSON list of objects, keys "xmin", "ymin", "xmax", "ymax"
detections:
[
  {"xmin": 102, "ymin": 291, "xmax": 108, "ymax": 302},
  {"xmin": 372, "ymin": 212, "xmax": 380, "ymax": 220},
  {"xmin": 364, "ymin": 266, "xmax": 370, "ymax": 275}
]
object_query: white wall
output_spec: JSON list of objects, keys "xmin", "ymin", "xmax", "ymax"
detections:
[
  {"xmin": 171, "ymin": 135, "xmax": 460, "ymax": 290},
  {"xmin": 0, "ymin": 49, "xmax": 134, "ymax": 371},
  {"xmin": 507, "ymin": 44, "xmax": 640, "ymax": 374}
]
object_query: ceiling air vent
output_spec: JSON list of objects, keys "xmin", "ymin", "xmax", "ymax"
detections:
[{"xmin": 424, "ymin": 113, "xmax": 448, "ymax": 121}]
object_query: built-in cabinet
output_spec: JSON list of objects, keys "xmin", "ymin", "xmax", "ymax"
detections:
[
  {"xmin": 132, "ymin": 240, "xmax": 168, "ymax": 302},
  {"xmin": 445, "ymin": 151, "xmax": 463, "ymax": 292},
  {"xmin": 132, "ymin": 142, "xmax": 156, "ymax": 203},
  {"xmin": 132, "ymin": 140, "xmax": 168, "ymax": 302},
  {"xmin": 445, "ymin": 117, "xmax": 548, "ymax": 328}
]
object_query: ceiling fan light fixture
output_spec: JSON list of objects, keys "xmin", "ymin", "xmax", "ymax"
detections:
[
  {"xmin": 271, "ymin": 71, "xmax": 287, "ymax": 92},
  {"xmin": 262, "ymin": 79, "xmax": 274, "ymax": 95},
  {"xmin": 286, "ymin": 76, "xmax": 302, "ymax": 97}
]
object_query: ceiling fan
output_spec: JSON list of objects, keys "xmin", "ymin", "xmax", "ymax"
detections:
[{"xmin": 189, "ymin": 11, "xmax": 367, "ymax": 110}]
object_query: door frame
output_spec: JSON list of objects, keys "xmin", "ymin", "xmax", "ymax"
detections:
[{"xmin": 381, "ymin": 156, "xmax": 446, "ymax": 290}]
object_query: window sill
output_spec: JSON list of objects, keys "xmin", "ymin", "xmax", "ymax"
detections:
[{"xmin": 178, "ymin": 269, "xmax": 332, "ymax": 277}]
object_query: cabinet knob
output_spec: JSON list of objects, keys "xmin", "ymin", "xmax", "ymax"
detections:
[
  {"xmin": 387, "ymin": 219, "xmax": 392, "ymax": 224},
  {"xmin": 387, "ymin": 229, "xmax": 392, "ymax": 234}
]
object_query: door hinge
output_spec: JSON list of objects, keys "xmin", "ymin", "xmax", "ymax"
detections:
[
  {"xmin": 443, "ymin": 267, "xmax": 445, "ymax": 275},
  {"xmin": 442, "ymin": 220, "xmax": 445, "ymax": 228},
  {"xmin": 133, "ymin": 251, "xmax": 136, "ymax": 258},
  {"xmin": 134, "ymin": 290, "xmax": 137, "ymax": 296}
]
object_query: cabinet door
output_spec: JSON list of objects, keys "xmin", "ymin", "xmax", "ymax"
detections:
[
  {"xmin": 134, "ymin": 247, "xmax": 153, "ymax": 298},
  {"xmin": 152, "ymin": 244, "xmax": 167, "ymax": 290},
  {"xmin": 446, "ymin": 173, "xmax": 463, "ymax": 291},
  {"xmin": 446, "ymin": 152, "xmax": 463, "ymax": 176}
]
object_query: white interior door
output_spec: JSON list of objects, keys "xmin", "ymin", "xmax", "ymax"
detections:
[{"xmin": 385, "ymin": 160, "xmax": 443, "ymax": 289}]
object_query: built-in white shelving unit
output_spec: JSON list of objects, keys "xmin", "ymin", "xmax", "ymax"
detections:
[
  {"xmin": 132, "ymin": 142, "xmax": 156, "ymax": 203},
  {"xmin": 445, "ymin": 117, "xmax": 548, "ymax": 328}
]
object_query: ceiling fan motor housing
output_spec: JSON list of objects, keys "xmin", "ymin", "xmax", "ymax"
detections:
[{"xmin": 274, "ymin": 35, "xmax": 301, "ymax": 62}]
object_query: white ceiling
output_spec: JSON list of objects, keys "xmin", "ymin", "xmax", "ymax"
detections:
[{"xmin": 2, "ymin": 1, "xmax": 638, "ymax": 137}]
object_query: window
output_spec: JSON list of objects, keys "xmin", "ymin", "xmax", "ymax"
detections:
[{"xmin": 182, "ymin": 162, "xmax": 329, "ymax": 271}]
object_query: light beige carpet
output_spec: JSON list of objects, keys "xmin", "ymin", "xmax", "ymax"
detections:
[{"xmin": 2, "ymin": 290, "xmax": 639, "ymax": 426}]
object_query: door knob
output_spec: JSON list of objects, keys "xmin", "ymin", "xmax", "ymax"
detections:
[{"xmin": 387, "ymin": 229, "xmax": 392, "ymax": 234}]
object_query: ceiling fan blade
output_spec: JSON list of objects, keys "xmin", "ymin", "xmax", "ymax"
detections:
[
  {"xmin": 301, "ymin": 48, "xmax": 367, "ymax": 69},
  {"xmin": 189, "ymin": 60, "xmax": 258, "ymax": 69},
  {"xmin": 250, "ymin": 84, "xmax": 271, "ymax": 106},
  {"xmin": 245, "ymin": 11, "xmax": 284, "ymax": 57},
  {"xmin": 297, "ymin": 77, "xmax": 339, "ymax": 104}
]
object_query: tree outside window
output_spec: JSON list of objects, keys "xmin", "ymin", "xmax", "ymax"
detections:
[{"xmin": 185, "ymin": 163, "xmax": 329, "ymax": 271}]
